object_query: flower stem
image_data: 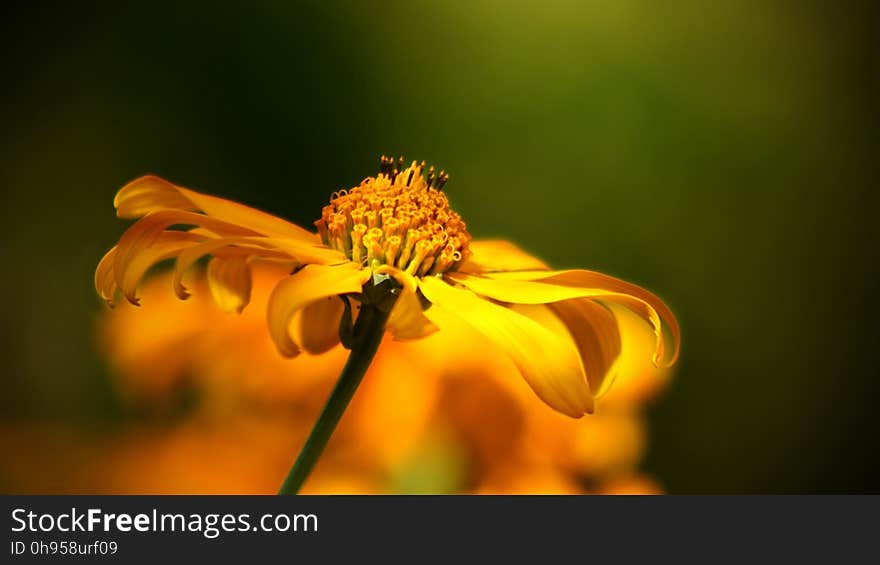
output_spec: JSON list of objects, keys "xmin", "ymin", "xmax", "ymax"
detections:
[{"xmin": 277, "ymin": 302, "xmax": 391, "ymax": 495}]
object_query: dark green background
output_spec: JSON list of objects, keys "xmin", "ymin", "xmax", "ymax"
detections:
[{"xmin": 2, "ymin": 1, "xmax": 877, "ymax": 492}]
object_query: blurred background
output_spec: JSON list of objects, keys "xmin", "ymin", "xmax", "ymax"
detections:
[{"xmin": 1, "ymin": 0, "xmax": 877, "ymax": 493}]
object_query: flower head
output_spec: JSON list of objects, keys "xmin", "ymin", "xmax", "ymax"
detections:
[
  {"xmin": 96, "ymin": 157, "xmax": 680, "ymax": 417},
  {"xmin": 318, "ymin": 156, "xmax": 471, "ymax": 276}
]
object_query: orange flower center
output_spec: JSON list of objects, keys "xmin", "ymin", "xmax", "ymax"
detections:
[{"xmin": 316, "ymin": 157, "xmax": 472, "ymax": 276}]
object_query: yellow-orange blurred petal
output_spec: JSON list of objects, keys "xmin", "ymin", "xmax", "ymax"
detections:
[
  {"xmin": 476, "ymin": 465, "xmax": 586, "ymax": 494},
  {"xmin": 115, "ymin": 175, "xmax": 318, "ymax": 242},
  {"xmin": 419, "ymin": 276, "xmax": 593, "ymax": 418},
  {"xmin": 568, "ymin": 411, "xmax": 646, "ymax": 477},
  {"xmin": 597, "ymin": 474, "xmax": 664, "ymax": 495},
  {"xmin": 343, "ymin": 337, "xmax": 443, "ymax": 472},
  {"xmin": 458, "ymin": 239, "xmax": 550, "ymax": 274},
  {"xmin": 434, "ymin": 370, "xmax": 526, "ymax": 470},
  {"xmin": 207, "ymin": 256, "xmax": 252, "ymax": 313},
  {"xmin": 457, "ymin": 270, "xmax": 679, "ymax": 368},
  {"xmin": 99, "ymin": 264, "xmax": 344, "ymax": 403},
  {"xmin": 267, "ymin": 264, "xmax": 370, "ymax": 357}
]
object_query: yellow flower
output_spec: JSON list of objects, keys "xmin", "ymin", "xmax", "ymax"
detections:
[{"xmin": 95, "ymin": 157, "xmax": 679, "ymax": 417}]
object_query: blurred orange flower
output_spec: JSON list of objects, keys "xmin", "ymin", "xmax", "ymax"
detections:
[{"xmin": 95, "ymin": 158, "xmax": 679, "ymax": 417}]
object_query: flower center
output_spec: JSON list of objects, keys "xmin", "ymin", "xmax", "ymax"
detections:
[{"xmin": 316, "ymin": 156, "xmax": 472, "ymax": 276}]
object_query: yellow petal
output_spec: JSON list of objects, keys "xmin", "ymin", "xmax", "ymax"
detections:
[
  {"xmin": 374, "ymin": 266, "xmax": 437, "ymax": 340},
  {"xmin": 600, "ymin": 303, "xmax": 674, "ymax": 407},
  {"xmin": 547, "ymin": 299, "xmax": 621, "ymax": 398},
  {"xmin": 175, "ymin": 234, "xmax": 343, "ymax": 270},
  {"xmin": 508, "ymin": 300, "xmax": 620, "ymax": 399},
  {"xmin": 533, "ymin": 270, "xmax": 679, "ymax": 367},
  {"xmin": 451, "ymin": 270, "xmax": 679, "ymax": 367},
  {"xmin": 267, "ymin": 264, "xmax": 370, "ymax": 357},
  {"xmin": 419, "ymin": 276, "xmax": 593, "ymax": 417},
  {"xmin": 387, "ymin": 287, "xmax": 437, "ymax": 340},
  {"xmin": 449, "ymin": 272, "xmax": 610, "ymax": 303},
  {"xmin": 172, "ymin": 237, "xmax": 291, "ymax": 300},
  {"xmin": 113, "ymin": 210, "xmax": 258, "ymax": 292},
  {"xmin": 115, "ymin": 231, "xmax": 207, "ymax": 305},
  {"xmin": 292, "ymin": 296, "xmax": 344, "ymax": 354},
  {"xmin": 458, "ymin": 239, "xmax": 550, "ymax": 274},
  {"xmin": 258, "ymin": 238, "xmax": 348, "ymax": 266},
  {"xmin": 207, "ymin": 256, "xmax": 252, "ymax": 313},
  {"xmin": 115, "ymin": 175, "xmax": 318, "ymax": 242},
  {"xmin": 95, "ymin": 246, "xmax": 118, "ymax": 305}
]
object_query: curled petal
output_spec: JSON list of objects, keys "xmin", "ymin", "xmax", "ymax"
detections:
[
  {"xmin": 172, "ymin": 237, "xmax": 291, "ymax": 300},
  {"xmin": 292, "ymin": 297, "xmax": 345, "ymax": 354},
  {"xmin": 458, "ymin": 239, "xmax": 550, "ymax": 274},
  {"xmin": 206, "ymin": 256, "xmax": 252, "ymax": 313},
  {"xmin": 419, "ymin": 276, "xmax": 593, "ymax": 418},
  {"xmin": 115, "ymin": 231, "xmax": 207, "ymax": 305},
  {"xmin": 113, "ymin": 210, "xmax": 258, "ymax": 292},
  {"xmin": 115, "ymin": 175, "xmax": 318, "ymax": 242},
  {"xmin": 509, "ymin": 300, "xmax": 622, "ymax": 399},
  {"xmin": 95, "ymin": 246, "xmax": 118, "ymax": 305},
  {"xmin": 267, "ymin": 264, "xmax": 370, "ymax": 357},
  {"xmin": 449, "ymin": 271, "xmax": 679, "ymax": 367},
  {"xmin": 548, "ymin": 299, "xmax": 622, "ymax": 398}
]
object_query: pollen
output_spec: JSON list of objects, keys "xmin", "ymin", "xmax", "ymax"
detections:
[{"xmin": 316, "ymin": 156, "xmax": 472, "ymax": 276}]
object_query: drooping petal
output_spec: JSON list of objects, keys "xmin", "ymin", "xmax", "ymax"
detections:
[
  {"xmin": 547, "ymin": 299, "xmax": 622, "ymax": 398},
  {"xmin": 457, "ymin": 239, "xmax": 550, "ymax": 274},
  {"xmin": 374, "ymin": 266, "xmax": 437, "ymax": 340},
  {"xmin": 292, "ymin": 296, "xmax": 345, "ymax": 354},
  {"xmin": 115, "ymin": 175, "xmax": 318, "ymax": 242},
  {"xmin": 531, "ymin": 270, "xmax": 679, "ymax": 367},
  {"xmin": 508, "ymin": 300, "xmax": 621, "ymax": 399},
  {"xmin": 206, "ymin": 256, "xmax": 252, "ymax": 313},
  {"xmin": 387, "ymin": 286, "xmax": 437, "ymax": 340},
  {"xmin": 95, "ymin": 246, "xmax": 118, "ymax": 305},
  {"xmin": 115, "ymin": 231, "xmax": 207, "ymax": 305},
  {"xmin": 419, "ymin": 276, "xmax": 593, "ymax": 418},
  {"xmin": 113, "ymin": 210, "xmax": 258, "ymax": 292},
  {"xmin": 172, "ymin": 236, "xmax": 293, "ymax": 300},
  {"xmin": 267, "ymin": 264, "xmax": 370, "ymax": 357},
  {"xmin": 599, "ymin": 303, "xmax": 674, "ymax": 407},
  {"xmin": 448, "ymin": 271, "xmax": 679, "ymax": 367},
  {"xmin": 448, "ymin": 272, "xmax": 607, "ymax": 303}
]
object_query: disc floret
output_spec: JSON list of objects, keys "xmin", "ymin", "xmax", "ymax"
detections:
[{"xmin": 316, "ymin": 157, "xmax": 472, "ymax": 276}]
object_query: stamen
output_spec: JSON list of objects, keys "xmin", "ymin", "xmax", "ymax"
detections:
[
  {"xmin": 350, "ymin": 224, "xmax": 367, "ymax": 264},
  {"xmin": 379, "ymin": 155, "xmax": 393, "ymax": 176},
  {"xmin": 436, "ymin": 171, "xmax": 449, "ymax": 190}
]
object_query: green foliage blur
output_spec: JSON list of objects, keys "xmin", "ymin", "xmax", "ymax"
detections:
[{"xmin": 1, "ymin": 0, "xmax": 877, "ymax": 492}]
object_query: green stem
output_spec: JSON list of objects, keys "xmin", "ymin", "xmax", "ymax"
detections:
[{"xmin": 277, "ymin": 302, "xmax": 390, "ymax": 495}]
